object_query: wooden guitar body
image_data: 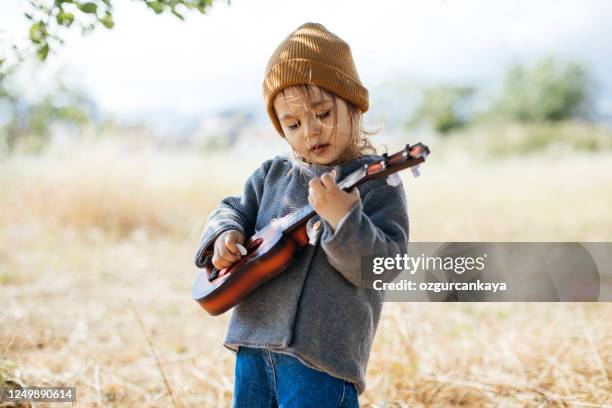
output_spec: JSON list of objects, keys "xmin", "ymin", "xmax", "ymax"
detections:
[{"xmin": 192, "ymin": 222, "xmax": 309, "ymax": 316}]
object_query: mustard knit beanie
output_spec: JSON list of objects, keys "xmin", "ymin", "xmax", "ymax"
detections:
[{"xmin": 263, "ymin": 22, "xmax": 369, "ymax": 136}]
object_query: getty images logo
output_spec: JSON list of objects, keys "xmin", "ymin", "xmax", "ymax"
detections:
[{"xmin": 372, "ymin": 253, "xmax": 488, "ymax": 275}]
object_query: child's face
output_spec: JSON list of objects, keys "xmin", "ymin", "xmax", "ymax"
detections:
[{"xmin": 273, "ymin": 85, "xmax": 355, "ymax": 165}]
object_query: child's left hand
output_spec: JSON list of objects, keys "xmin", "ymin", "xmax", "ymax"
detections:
[{"xmin": 308, "ymin": 171, "xmax": 360, "ymax": 231}]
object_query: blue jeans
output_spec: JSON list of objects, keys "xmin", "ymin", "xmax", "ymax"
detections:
[{"xmin": 232, "ymin": 346, "xmax": 359, "ymax": 408}]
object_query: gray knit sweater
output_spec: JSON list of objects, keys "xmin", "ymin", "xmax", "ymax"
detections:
[{"xmin": 194, "ymin": 153, "xmax": 409, "ymax": 395}]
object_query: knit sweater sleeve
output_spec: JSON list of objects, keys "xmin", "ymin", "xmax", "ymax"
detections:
[
  {"xmin": 194, "ymin": 160, "xmax": 272, "ymax": 267},
  {"xmin": 319, "ymin": 179, "xmax": 409, "ymax": 287}
]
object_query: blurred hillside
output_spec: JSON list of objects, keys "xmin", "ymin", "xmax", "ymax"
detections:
[{"xmin": 1, "ymin": 57, "xmax": 612, "ymax": 158}]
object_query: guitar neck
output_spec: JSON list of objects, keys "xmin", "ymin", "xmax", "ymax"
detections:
[
  {"xmin": 277, "ymin": 166, "xmax": 368, "ymax": 232},
  {"xmin": 275, "ymin": 143, "xmax": 429, "ymax": 233}
]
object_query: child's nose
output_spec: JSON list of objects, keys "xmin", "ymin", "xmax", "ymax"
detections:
[{"xmin": 304, "ymin": 113, "xmax": 322, "ymax": 139}]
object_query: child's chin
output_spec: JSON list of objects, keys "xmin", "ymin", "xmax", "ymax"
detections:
[{"xmin": 312, "ymin": 156, "xmax": 337, "ymax": 165}]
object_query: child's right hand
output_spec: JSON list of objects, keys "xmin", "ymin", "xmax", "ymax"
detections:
[{"xmin": 212, "ymin": 230, "xmax": 245, "ymax": 270}]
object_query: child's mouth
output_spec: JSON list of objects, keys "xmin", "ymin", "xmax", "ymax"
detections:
[{"xmin": 311, "ymin": 144, "xmax": 329, "ymax": 154}]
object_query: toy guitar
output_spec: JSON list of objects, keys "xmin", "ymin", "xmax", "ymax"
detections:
[{"xmin": 192, "ymin": 143, "xmax": 430, "ymax": 315}]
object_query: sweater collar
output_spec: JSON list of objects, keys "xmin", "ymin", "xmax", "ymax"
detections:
[{"xmin": 291, "ymin": 154, "xmax": 376, "ymax": 180}]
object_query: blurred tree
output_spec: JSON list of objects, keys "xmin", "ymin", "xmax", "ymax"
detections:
[
  {"xmin": 0, "ymin": 63, "xmax": 94, "ymax": 153},
  {"xmin": 0, "ymin": 0, "xmax": 225, "ymax": 153},
  {"xmin": 16, "ymin": 0, "xmax": 227, "ymax": 62},
  {"xmin": 407, "ymin": 85, "xmax": 474, "ymax": 134},
  {"xmin": 491, "ymin": 57, "xmax": 591, "ymax": 122}
]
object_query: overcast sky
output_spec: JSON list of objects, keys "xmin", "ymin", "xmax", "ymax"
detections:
[{"xmin": 2, "ymin": 0, "xmax": 611, "ymax": 120}]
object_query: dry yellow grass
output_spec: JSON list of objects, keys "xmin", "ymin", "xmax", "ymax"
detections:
[{"xmin": 1, "ymin": 140, "xmax": 611, "ymax": 407}]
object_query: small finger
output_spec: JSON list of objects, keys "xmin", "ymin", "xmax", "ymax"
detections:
[
  {"xmin": 308, "ymin": 186, "xmax": 319, "ymax": 201},
  {"xmin": 309, "ymin": 177, "xmax": 323, "ymax": 188},
  {"xmin": 320, "ymin": 173, "xmax": 337, "ymax": 189},
  {"xmin": 224, "ymin": 235, "xmax": 242, "ymax": 257},
  {"xmin": 220, "ymin": 248, "xmax": 239, "ymax": 264},
  {"xmin": 309, "ymin": 178, "xmax": 325, "ymax": 194},
  {"xmin": 212, "ymin": 254, "xmax": 229, "ymax": 270}
]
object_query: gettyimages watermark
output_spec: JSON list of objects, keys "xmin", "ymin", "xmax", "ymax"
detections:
[{"xmin": 360, "ymin": 242, "xmax": 612, "ymax": 301}]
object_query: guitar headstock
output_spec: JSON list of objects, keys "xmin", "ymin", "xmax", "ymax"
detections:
[{"xmin": 364, "ymin": 143, "xmax": 431, "ymax": 182}]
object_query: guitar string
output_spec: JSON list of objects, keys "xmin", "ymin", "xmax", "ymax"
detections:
[{"xmin": 278, "ymin": 165, "xmax": 367, "ymax": 231}]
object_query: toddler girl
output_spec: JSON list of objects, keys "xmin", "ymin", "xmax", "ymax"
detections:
[{"xmin": 195, "ymin": 22, "xmax": 409, "ymax": 407}]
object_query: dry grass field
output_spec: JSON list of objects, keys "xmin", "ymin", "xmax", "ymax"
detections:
[{"xmin": 1, "ymin": 139, "xmax": 611, "ymax": 407}]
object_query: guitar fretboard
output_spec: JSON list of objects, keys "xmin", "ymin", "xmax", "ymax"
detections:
[{"xmin": 277, "ymin": 165, "xmax": 368, "ymax": 232}]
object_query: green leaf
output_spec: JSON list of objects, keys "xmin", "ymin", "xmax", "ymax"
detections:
[
  {"xmin": 56, "ymin": 10, "xmax": 75, "ymax": 26},
  {"xmin": 100, "ymin": 13, "xmax": 114, "ymax": 28},
  {"xmin": 29, "ymin": 22, "xmax": 46, "ymax": 44},
  {"xmin": 79, "ymin": 2, "xmax": 98, "ymax": 14},
  {"xmin": 56, "ymin": 10, "xmax": 74, "ymax": 27},
  {"xmin": 37, "ymin": 43, "xmax": 50, "ymax": 61},
  {"xmin": 63, "ymin": 12, "xmax": 75, "ymax": 26},
  {"xmin": 83, "ymin": 23, "xmax": 96, "ymax": 33},
  {"xmin": 148, "ymin": 1, "xmax": 165, "ymax": 14},
  {"xmin": 171, "ymin": 9, "xmax": 185, "ymax": 20},
  {"xmin": 195, "ymin": 1, "xmax": 209, "ymax": 13}
]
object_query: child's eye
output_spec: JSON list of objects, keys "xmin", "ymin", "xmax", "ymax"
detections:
[{"xmin": 285, "ymin": 112, "xmax": 327, "ymax": 130}]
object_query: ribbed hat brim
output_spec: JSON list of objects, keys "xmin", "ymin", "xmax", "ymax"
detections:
[{"xmin": 264, "ymin": 59, "xmax": 369, "ymax": 136}]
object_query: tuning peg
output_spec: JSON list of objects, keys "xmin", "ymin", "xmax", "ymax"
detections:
[
  {"xmin": 411, "ymin": 165, "xmax": 421, "ymax": 177},
  {"xmin": 380, "ymin": 153, "xmax": 389, "ymax": 168}
]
